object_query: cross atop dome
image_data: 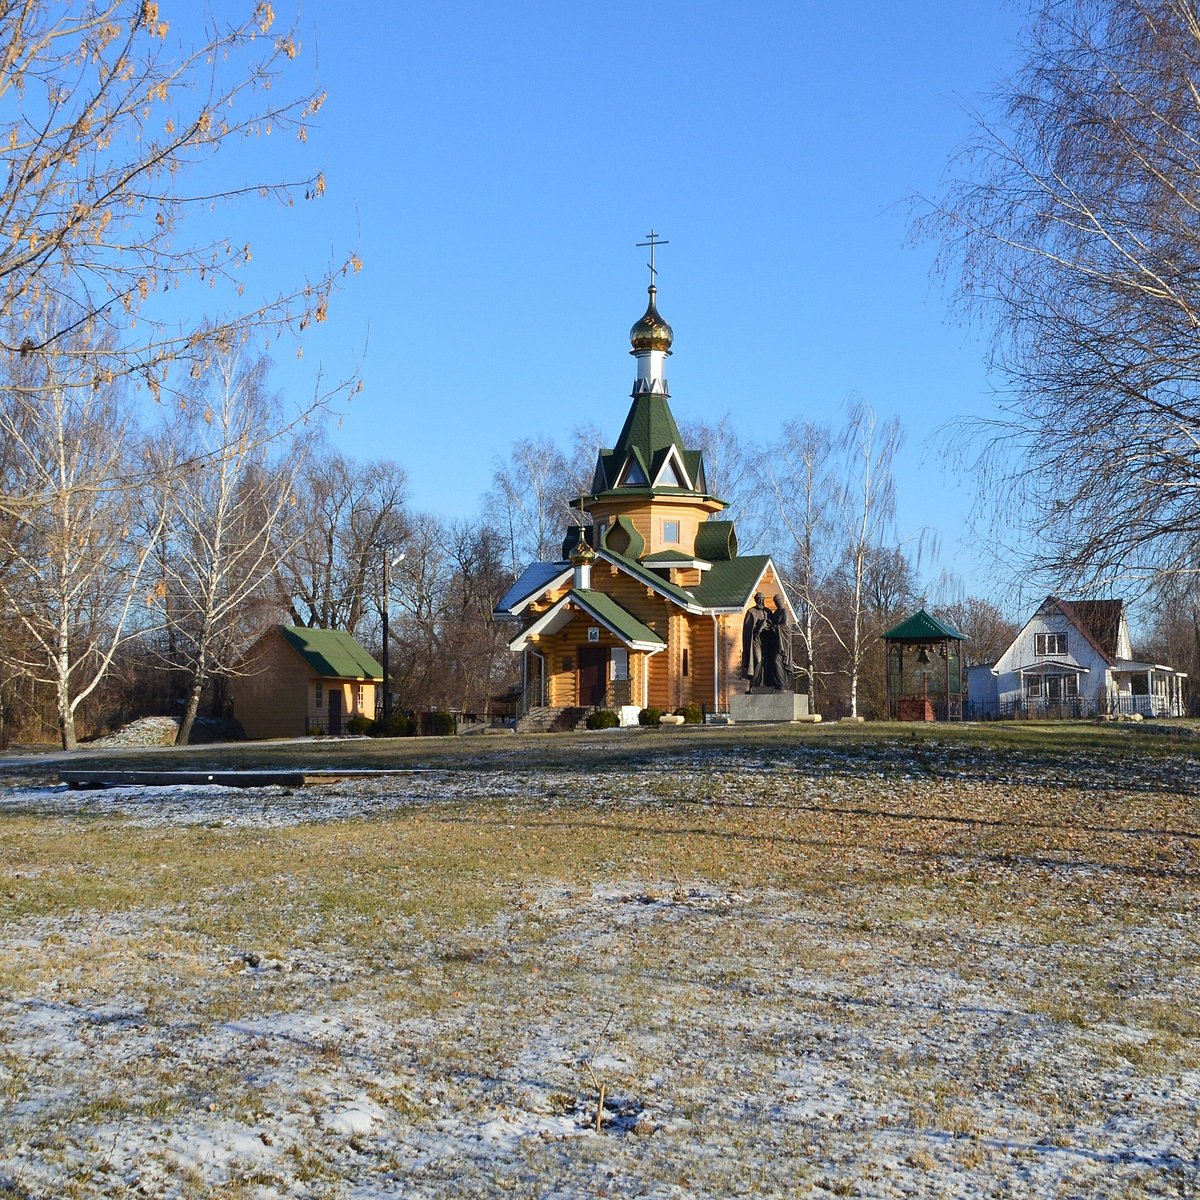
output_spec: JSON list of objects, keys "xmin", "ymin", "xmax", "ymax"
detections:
[
  {"xmin": 637, "ymin": 229, "xmax": 669, "ymax": 288},
  {"xmin": 629, "ymin": 230, "xmax": 673, "ymax": 392}
]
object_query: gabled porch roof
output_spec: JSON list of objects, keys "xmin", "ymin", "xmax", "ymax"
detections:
[
  {"xmin": 507, "ymin": 589, "xmax": 667, "ymax": 653},
  {"xmin": 1014, "ymin": 660, "xmax": 1091, "ymax": 676}
]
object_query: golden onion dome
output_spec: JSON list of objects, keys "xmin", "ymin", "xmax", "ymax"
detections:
[
  {"xmin": 629, "ymin": 285, "xmax": 673, "ymax": 353},
  {"xmin": 569, "ymin": 536, "xmax": 597, "ymax": 566}
]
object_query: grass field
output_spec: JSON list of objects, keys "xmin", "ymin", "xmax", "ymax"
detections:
[{"xmin": 0, "ymin": 722, "xmax": 1197, "ymax": 1198}]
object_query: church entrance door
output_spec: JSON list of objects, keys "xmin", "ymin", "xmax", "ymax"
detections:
[{"xmin": 578, "ymin": 647, "xmax": 608, "ymax": 706}]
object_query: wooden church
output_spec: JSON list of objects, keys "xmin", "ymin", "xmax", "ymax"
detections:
[{"xmin": 493, "ymin": 260, "xmax": 790, "ymax": 725}]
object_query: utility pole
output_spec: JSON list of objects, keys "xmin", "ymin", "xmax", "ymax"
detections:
[{"xmin": 380, "ymin": 550, "xmax": 405, "ymax": 721}]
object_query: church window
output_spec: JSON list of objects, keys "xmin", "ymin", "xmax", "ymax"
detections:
[
  {"xmin": 562, "ymin": 656, "xmax": 573, "ymax": 672},
  {"xmin": 657, "ymin": 457, "xmax": 687, "ymax": 488},
  {"xmin": 663, "ymin": 520, "xmax": 680, "ymax": 544},
  {"xmin": 682, "ymin": 648, "xmax": 689, "ymax": 677},
  {"xmin": 619, "ymin": 458, "xmax": 648, "ymax": 486},
  {"xmin": 315, "ymin": 682, "xmax": 323, "ymax": 705}
]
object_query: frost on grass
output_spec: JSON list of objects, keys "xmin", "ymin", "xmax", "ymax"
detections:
[{"xmin": 0, "ymin": 735, "xmax": 1197, "ymax": 1198}]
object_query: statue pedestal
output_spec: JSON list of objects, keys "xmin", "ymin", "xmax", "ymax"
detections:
[{"xmin": 729, "ymin": 692, "xmax": 810, "ymax": 723}]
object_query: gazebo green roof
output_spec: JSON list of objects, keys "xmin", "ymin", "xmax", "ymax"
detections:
[{"xmin": 883, "ymin": 609, "xmax": 965, "ymax": 642}]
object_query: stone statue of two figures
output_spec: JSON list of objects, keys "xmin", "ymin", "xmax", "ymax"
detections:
[{"xmin": 741, "ymin": 592, "xmax": 794, "ymax": 692}]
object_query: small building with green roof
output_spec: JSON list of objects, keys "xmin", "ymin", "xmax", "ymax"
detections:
[
  {"xmin": 233, "ymin": 625, "xmax": 382, "ymax": 739},
  {"xmin": 493, "ymin": 258, "xmax": 792, "ymax": 723},
  {"xmin": 882, "ymin": 609, "xmax": 966, "ymax": 721}
]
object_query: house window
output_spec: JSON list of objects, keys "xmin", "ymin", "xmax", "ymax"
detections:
[
  {"xmin": 315, "ymin": 682, "xmax": 323, "ymax": 705},
  {"xmin": 1063, "ymin": 675, "xmax": 1079, "ymax": 697},
  {"xmin": 562, "ymin": 656, "xmax": 573, "ymax": 672},
  {"xmin": 1034, "ymin": 632, "xmax": 1067, "ymax": 656},
  {"xmin": 356, "ymin": 683, "xmax": 365, "ymax": 710},
  {"xmin": 663, "ymin": 520, "xmax": 680, "ymax": 544},
  {"xmin": 1027, "ymin": 676, "xmax": 1042, "ymax": 698}
]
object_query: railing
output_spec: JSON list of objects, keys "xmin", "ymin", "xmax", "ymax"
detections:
[
  {"xmin": 965, "ymin": 697, "xmax": 1095, "ymax": 720},
  {"xmin": 606, "ymin": 679, "xmax": 633, "ymax": 707},
  {"xmin": 965, "ymin": 694, "xmax": 1182, "ymax": 720}
]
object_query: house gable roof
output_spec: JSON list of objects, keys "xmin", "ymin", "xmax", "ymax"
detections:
[
  {"xmin": 278, "ymin": 626, "xmax": 382, "ymax": 680},
  {"xmin": 599, "ymin": 547, "xmax": 702, "ymax": 611},
  {"xmin": 1049, "ymin": 597, "xmax": 1123, "ymax": 663}
]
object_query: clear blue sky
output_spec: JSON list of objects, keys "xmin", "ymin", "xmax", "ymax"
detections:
[{"xmin": 226, "ymin": 1, "xmax": 1031, "ymax": 605}]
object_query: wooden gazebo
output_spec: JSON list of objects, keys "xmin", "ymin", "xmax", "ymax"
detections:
[{"xmin": 883, "ymin": 609, "xmax": 966, "ymax": 721}]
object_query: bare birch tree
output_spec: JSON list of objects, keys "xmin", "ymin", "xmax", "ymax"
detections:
[
  {"xmin": 828, "ymin": 398, "xmax": 903, "ymax": 719},
  {"xmin": 0, "ymin": 321, "xmax": 161, "ymax": 749},
  {"xmin": 146, "ymin": 348, "xmax": 303, "ymax": 745},
  {"xmin": 928, "ymin": 0, "xmax": 1200, "ymax": 591},
  {"xmin": 488, "ymin": 431, "xmax": 600, "ymax": 574},
  {"xmin": 756, "ymin": 419, "xmax": 836, "ymax": 712}
]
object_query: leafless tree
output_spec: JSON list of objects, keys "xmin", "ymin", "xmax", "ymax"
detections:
[
  {"xmin": 826, "ymin": 398, "xmax": 904, "ymax": 719},
  {"xmin": 679, "ymin": 415, "xmax": 767, "ymax": 543},
  {"xmin": 934, "ymin": 597, "xmax": 1019, "ymax": 667},
  {"xmin": 277, "ymin": 448, "xmax": 409, "ymax": 634},
  {"xmin": 0, "ymin": 1, "xmax": 357, "ymax": 517},
  {"xmin": 755, "ymin": 419, "xmax": 837, "ymax": 712},
  {"xmin": 146, "ymin": 348, "xmax": 304, "ymax": 744},
  {"xmin": 928, "ymin": 0, "xmax": 1200, "ymax": 593},
  {"xmin": 0, "ymin": 318, "xmax": 161, "ymax": 749},
  {"xmin": 488, "ymin": 432, "xmax": 598, "ymax": 574}
]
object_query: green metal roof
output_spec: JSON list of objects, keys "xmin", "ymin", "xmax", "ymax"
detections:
[
  {"xmin": 694, "ymin": 520, "xmax": 738, "ymax": 562},
  {"xmin": 691, "ymin": 556, "xmax": 772, "ymax": 609},
  {"xmin": 599, "ymin": 514, "xmax": 645, "ymax": 558},
  {"xmin": 882, "ymin": 609, "xmax": 966, "ymax": 642},
  {"xmin": 590, "ymin": 393, "xmax": 723, "ymax": 503},
  {"xmin": 571, "ymin": 590, "xmax": 666, "ymax": 647},
  {"xmin": 601, "ymin": 548, "xmax": 699, "ymax": 608},
  {"xmin": 278, "ymin": 626, "xmax": 383, "ymax": 679},
  {"xmin": 613, "ymin": 394, "xmax": 685, "ymax": 472},
  {"xmin": 639, "ymin": 549, "xmax": 706, "ymax": 564}
]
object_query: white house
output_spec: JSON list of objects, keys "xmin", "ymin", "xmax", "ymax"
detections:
[{"xmin": 967, "ymin": 596, "xmax": 1187, "ymax": 718}]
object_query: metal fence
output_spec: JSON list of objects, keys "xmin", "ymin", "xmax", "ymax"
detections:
[{"xmin": 965, "ymin": 694, "xmax": 1175, "ymax": 721}]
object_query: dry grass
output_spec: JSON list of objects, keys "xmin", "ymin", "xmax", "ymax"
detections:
[{"xmin": 1, "ymin": 724, "xmax": 1197, "ymax": 1196}]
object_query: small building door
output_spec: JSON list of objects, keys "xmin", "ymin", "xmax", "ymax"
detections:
[
  {"xmin": 328, "ymin": 688, "xmax": 343, "ymax": 735},
  {"xmin": 578, "ymin": 647, "xmax": 608, "ymax": 706}
]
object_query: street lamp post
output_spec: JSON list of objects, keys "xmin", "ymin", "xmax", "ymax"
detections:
[{"xmin": 380, "ymin": 550, "xmax": 405, "ymax": 722}]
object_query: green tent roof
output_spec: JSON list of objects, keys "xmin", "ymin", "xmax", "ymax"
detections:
[
  {"xmin": 278, "ymin": 626, "xmax": 383, "ymax": 679},
  {"xmin": 591, "ymin": 393, "xmax": 721, "ymax": 503},
  {"xmin": 882, "ymin": 609, "xmax": 965, "ymax": 642}
]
